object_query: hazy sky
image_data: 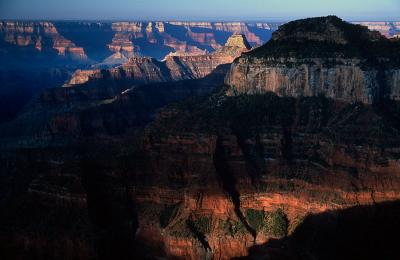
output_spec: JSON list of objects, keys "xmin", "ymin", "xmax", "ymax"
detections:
[{"xmin": 0, "ymin": 0, "xmax": 399, "ymax": 21}]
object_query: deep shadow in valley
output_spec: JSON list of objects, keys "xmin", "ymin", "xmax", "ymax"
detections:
[{"xmin": 243, "ymin": 200, "xmax": 400, "ymax": 260}]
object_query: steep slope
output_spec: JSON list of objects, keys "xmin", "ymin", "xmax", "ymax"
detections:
[
  {"xmin": 0, "ymin": 22, "xmax": 95, "ymax": 123},
  {"xmin": 0, "ymin": 21, "xmax": 88, "ymax": 65},
  {"xmin": 0, "ymin": 20, "xmax": 273, "ymax": 124},
  {"xmin": 107, "ymin": 21, "xmax": 280, "ymax": 60},
  {"xmin": 127, "ymin": 89, "xmax": 400, "ymax": 259},
  {"xmin": 354, "ymin": 21, "xmax": 400, "ymax": 38},
  {"xmin": 226, "ymin": 16, "xmax": 400, "ymax": 104},
  {"xmin": 0, "ymin": 65, "xmax": 232, "ymax": 260},
  {"xmin": 65, "ymin": 34, "xmax": 251, "ymax": 87}
]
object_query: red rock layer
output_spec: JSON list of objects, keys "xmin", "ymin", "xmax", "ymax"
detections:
[
  {"xmin": 0, "ymin": 21, "xmax": 87, "ymax": 59},
  {"xmin": 129, "ymin": 95, "xmax": 400, "ymax": 259},
  {"xmin": 66, "ymin": 35, "xmax": 251, "ymax": 86}
]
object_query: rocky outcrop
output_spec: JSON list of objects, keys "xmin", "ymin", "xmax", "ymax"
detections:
[
  {"xmin": 163, "ymin": 46, "xmax": 208, "ymax": 58},
  {"xmin": 103, "ymin": 21, "xmax": 281, "ymax": 60},
  {"xmin": 64, "ymin": 57, "xmax": 171, "ymax": 87},
  {"xmin": 164, "ymin": 37, "xmax": 250, "ymax": 80},
  {"xmin": 0, "ymin": 20, "xmax": 276, "ymax": 125},
  {"xmin": 226, "ymin": 16, "xmax": 400, "ymax": 104},
  {"xmin": 65, "ymin": 34, "xmax": 251, "ymax": 87},
  {"xmin": 2, "ymin": 79, "xmax": 400, "ymax": 259},
  {"xmin": 354, "ymin": 21, "xmax": 400, "ymax": 38},
  {"xmin": 226, "ymin": 58, "xmax": 383, "ymax": 103},
  {"xmin": 124, "ymin": 87, "xmax": 400, "ymax": 259},
  {"xmin": 0, "ymin": 21, "xmax": 88, "ymax": 60},
  {"xmin": 167, "ymin": 21, "xmax": 280, "ymax": 46},
  {"xmin": 225, "ymin": 34, "xmax": 251, "ymax": 49},
  {"xmin": 66, "ymin": 69, "xmax": 99, "ymax": 85},
  {"xmin": 107, "ymin": 32, "xmax": 141, "ymax": 58},
  {"xmin": 96, "ymin": 52, "xmax": 129, "ymax": 67}
]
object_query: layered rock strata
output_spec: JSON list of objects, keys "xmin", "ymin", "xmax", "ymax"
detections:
[
  {"xmin": 0, "ymin": 21, "xmax": 87, "ymax": 59},
  {"xmin": 226, "ymin": 16, "xmax": 400, "ymax": 104},
  {"xmin": 65, "ymin": 34, "xmax": 251, "ymax": 87}
]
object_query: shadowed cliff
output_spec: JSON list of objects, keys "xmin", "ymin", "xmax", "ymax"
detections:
[{"xmin": 245, "ymin": 200, "xmax": 400, "ymax": 260}]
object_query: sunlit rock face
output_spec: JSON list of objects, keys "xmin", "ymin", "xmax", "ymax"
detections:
[
  {"xmin": 105, "ymin": 21, "xmax": 280, "ymax": 60},
  {"xmin": 1, "ymin": 20, "xmax": 271, "ymax": 122},
  {"xmin": 226, "ymin": 16, "xmax": 400, "ymax": 104},
  {"xmin": 0, "ymin": 21, "xmax": 88, "ymax": 60},
  {"xmin": 354, "ymin": 21, "xmax": 400, "ymax": 38},
  {"xmin": 65, "ymin": 34, "xmax": 251, "ymax": 87},
  {"xmin": 225, "ymin": 34, "xmax": 251, "ymax": 49},
  {"xmin": 0, "ymin": 20, "xmax": 278, "ymax": 71}
]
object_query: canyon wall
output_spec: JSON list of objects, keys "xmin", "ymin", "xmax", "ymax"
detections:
[
  {"xmin": 104, "ymin": 21, "xmax": 280, "ymax": 61},
  {"xmin": 0, "ymin": 20, "xmax": 278, "ymax": 66},
  {"xmin": 127, "ymin": 92, "xmax": 400, "ymax": 258},
  {"xmin": 354, "ymin": 21, "xmax": 400, "ymax": 38},
  {"xmin": 226, "ymin": 16, "xmax": 400, "ymax": 104},
  {"xmin": 225, "ymin": 57, "xmax": 400, "ymax": 103},
  {"xmin": 1, "ymin": 20, "xmax": 398, "ymax": 66},
  {"xmin": 65, "ymin": 34, "xmax": 250, "ymax": 87},
  {"xmin": 0, "ymin": 21, "xmax": 87, "ymax": 60},
  {"xmin": 1, "ymin": 20, "xmax": 269, "ymax": 122}
]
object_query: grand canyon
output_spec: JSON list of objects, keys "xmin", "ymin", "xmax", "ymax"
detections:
[{"xmin": 1, "ymin": 2, "xmax": 400, "ymax": 259}]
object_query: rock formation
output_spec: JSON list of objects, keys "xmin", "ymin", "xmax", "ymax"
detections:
[
  {"xmin": 226, "ymin": 16, "xmax": 400, "ymax": 104},
  {"xmin": 127, "ymin": 91, "xmax": 400, "ymax": 259},
  {"xmin": 0, "ymin": 20, "xmax": 275, "ymax": 123},
  {"xmin": 103, "ymin": 21, "xmax": 281, "ymax": 60},
  {"xmin": 0, "ymin": 21, "xmax": 88, "ymax": 60},
  {"xmin": 1, "ymin": 17, "xmax": 400, "ymax": 260},
  {"xmin": 65, "ymin": 34, "xmax": 251, "ymax": 87},
  {"xmin": 107, "ymin": 32, "xmax": 141, "ymax": 58},
  {"xmin": 354, "ymin": 21, "xmax": 400, "ymax": 38},
  {"xmin": 96, "ymin": 51, "xmax": 129, "ymax": 67},
  {"xmin": 225, "ymin": 34, "xmax": 251, "ymax": 49}
]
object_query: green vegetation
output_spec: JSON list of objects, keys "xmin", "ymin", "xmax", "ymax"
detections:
[
  {"xmin": 289, "ymin": 215, "xmax": 306, "ymax": 235},
  {"xmin": 245, "ymin": 209, "xmax": 265, "ymax": 231},
  {"xmin": 189, "ymin": 216, "xmax": 212, "ymax": 234},
  {"xmin": 169, "ymin": 217, "xmax": 193, "ymax": 238},
  {"xmin": 159, "ymin": 203, "xmax": 181, "ymax": 228},
  {"xmin": 244, "ymin": 208, "xmax": 288, "ymax": 237},
  {"xmin": 219, "ymin": 219, "xmax": 246, "ymax": 236},
  {"xmin": 264, "ymin": 209, "xmax": 288, "ymax": 238}
]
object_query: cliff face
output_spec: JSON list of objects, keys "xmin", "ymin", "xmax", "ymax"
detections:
[
  {"xmin": 105, "ymin": 21, "xmax": 279, "ymax": 60},
  {"xmin": 66, "ymin": 57, "xmax": 171, "ymax": 87},
  {"xmin": 226, "ymin": 16, "xmax": 400, "ymax": 104},
  {"xmin": 128, "ymin": 92, "xmax": 400, "ymax": 259},
  {"xmin": 0, "ymin": 21, "xmax": 87, "ymax": 60},
  {"xmin": 354, "ymin": 21, "xmax": 400, "ymax": 38},
  {"xmin": 0, "ymin": 20, "xmax": 279, "ymax": 68},
  {"xmin": 2, "ymin": 87, "xmax": 400, "ymax": 259},
  {"xmin": 65, "ymin": 34, "xmax": 250, "ymax": 87},
  {"xmin": 226, "ymin": 58, "xmax": 382, "ymax": 103},
  {"xmin": 0, "ymin": 20, "xmax": 274, "ymax": 124},
  {"xmin": 1, "ymin": 20, "xmax": 397, "ymax": 67}
]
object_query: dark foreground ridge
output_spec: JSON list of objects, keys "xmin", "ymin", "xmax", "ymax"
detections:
[{"xmin": 245, "ymin": 200, "xmax": 400, "ymax": 260}]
